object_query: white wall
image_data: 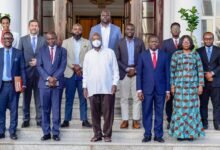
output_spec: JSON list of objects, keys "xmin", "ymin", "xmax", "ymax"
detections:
[{"xmin": 0, "ymin": 0, "xmax": 21, "ymax": 34}]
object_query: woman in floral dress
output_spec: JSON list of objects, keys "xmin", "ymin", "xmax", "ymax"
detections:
[{"xmin": 169, "ymin": 35, "xmax": 205, "ymax": 141}]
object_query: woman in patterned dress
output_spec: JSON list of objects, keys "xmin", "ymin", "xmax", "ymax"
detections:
[{"xmin": 168, "ymin": 35, "xmax": 205, "ymax": 141}]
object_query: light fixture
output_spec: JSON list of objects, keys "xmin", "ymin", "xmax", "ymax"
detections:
[{"xmin": 90, "ymin": 0, "xmax": 114, "ymax": 8}]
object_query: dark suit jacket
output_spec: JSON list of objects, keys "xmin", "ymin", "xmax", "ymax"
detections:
[
  {"xmin": 115, "ymin": 37, "xmax": 145, "ymax": 80},
  {"xmin": 136, "ymin": 49, "xmax": 170, "ymax": 95},
  {"xmin": 37, "ymin": 45, "xmax": 67, "ymax": 89},
  {"xmin": 161, "ymin": 38, "xmax": 178, "ymax": 60},
  {"xmin": 18, "ymin": 35, "xmax": 46, "ymax": 79},
  {"xmin": 197, "ymin": 46, "xmax": 220, "ymax": 87},
  {"xmin": 0, "ymin": 47, "xmax": 26, "ymax": 89}
]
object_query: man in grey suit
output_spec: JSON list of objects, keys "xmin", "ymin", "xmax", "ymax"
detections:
[
  {"xmin": 89, "ymin": 9, "xmax": 122, "ymax": 51},
  {"xmin": 115, "ymin": 23, "xmax": 145, "ymax": 129},
  {"xmin": 19, "ymin": 19, "xmax": 46, "ymax": 127}
]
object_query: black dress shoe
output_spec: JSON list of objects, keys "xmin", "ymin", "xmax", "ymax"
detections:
[
  {"xmin": 41, "ymin": 134, "xmax": 51, "ymax": 141},
  {"xmin": 21, "ymin": 121, "xmax": 30, "ymax": 128},
  {"xmin": 177, "ymin": 138, "xmax": 185, "ymax": 141},
  {"xmin": 61, "ymin": 120, "xmax": 69, "ymax": 128},
  {"xmin": 0, "ymin": 134, "xmax": 5, "ymax": 139},
  {"xmin": 154, "ymin": 137, "xmax": 165, "ymax": 143},
  {"xmin": 53, "ymin": 135, "xmax": 60, "ymax": 141},
  {"xmin": 37, "ymin": 122, "xmax": 41, "ymax": 127},
  {"xmin": 82, "ymin": 120, "xmax": 92, "ymax": 128},
  {"xmin": 10, "ymin": 134, "xmax": 18, "ymax": 140},
  {"xmin": 142, "ymin": 136, "xmax": 151, "ymax": 143}
]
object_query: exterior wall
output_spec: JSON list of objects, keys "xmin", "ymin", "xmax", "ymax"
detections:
[
  {"xmin": 163, "ymin": 0, "xmax": 202, "ymax": 46},
  {"xmin": 0, "ymin": 0, "xmax": 21, "ymax": 34}
]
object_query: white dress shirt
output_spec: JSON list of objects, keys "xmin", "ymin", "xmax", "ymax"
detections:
[
  {"xmin": 101, "ymin": 24, "xmax": 111, "ymax": 48},
  {"xmin": 83, "ymin": 47, "xmax": 119, "ymax": 97}
]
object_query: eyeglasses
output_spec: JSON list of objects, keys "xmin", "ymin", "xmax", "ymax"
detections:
[{"xmin": 2, "ymin": 37, "xmax": 13, "ymax": 40}]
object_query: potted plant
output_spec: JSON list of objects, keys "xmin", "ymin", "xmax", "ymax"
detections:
[{"xmin": 178, "ymin": 6, "xmax": 199, "ymax": 49}]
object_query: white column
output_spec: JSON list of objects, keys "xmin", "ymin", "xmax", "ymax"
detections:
[
  {"xmin": 21, "ymin": 0, "xmax": 34, "ymax": 36},
  {"xmin": 164, "ymin": 0, "xmax": 202, "ymax": 46},
  {"xmin": 0, "ymin": 0, "xmax": 21, "ymax": 34}
]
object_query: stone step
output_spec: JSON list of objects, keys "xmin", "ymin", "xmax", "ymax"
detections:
[{"xmin": 0, "ymin": 128, "xmax": 220, "ymax": 150}]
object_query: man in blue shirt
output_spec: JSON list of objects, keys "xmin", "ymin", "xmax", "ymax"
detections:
[{"xmin": 0, "ymin": 32, "xmax": 26, "ymax": 140}]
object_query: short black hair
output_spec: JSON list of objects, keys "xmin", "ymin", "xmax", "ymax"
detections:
[
  {"xmin": 203, "ymin": 32, "xmax": 214, "ymax": 39},
  {"xmin": 178, "ymin": 35, "xmax": 194, "ymax": 50},
  {"xmin": 0, "ymin": 16, "xmax": 10, "ymax": 23},
  {"xmin": 148, "ymin": 34, "xmax": 159, "ymax": 42},
  {"xmin": 126, "ymin": 23, "xmax": 135, "ymax": 29},
  {"xmin": 170, "ymin": 22, "xmax": 180, "ymax": 29},
  {"xmin": 28, "ymin": 19, "xmax": 39, "ymax": 26}
]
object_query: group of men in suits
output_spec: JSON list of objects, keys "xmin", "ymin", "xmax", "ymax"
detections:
[{"xmin": 1, "ymin": 8, "xmax": 220, "ymax": 143}]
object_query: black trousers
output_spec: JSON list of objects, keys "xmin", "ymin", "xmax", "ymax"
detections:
[
  {"xmin": 199, "ymin": 86, "xmax": 220, "ymax": 127},
  {"xmin": 89, "ymin": 94, "xmax": 115, "ymax": 138}
]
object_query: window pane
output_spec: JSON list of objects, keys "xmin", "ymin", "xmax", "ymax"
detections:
[
  {"xmin": 43, "ymin": 1, "xmax": 55, "ymax": 16},
  {"xmin": 202, "ymin": 0, "xmax": 213, "ymax": 16},
  {"xmin": 142, "ymin": 18, "xmax": 154, "ymax": 34},
  {"xmin": 142, "ymin": 2, "xmax": 154, "ymax": 17},
  {"xmin": 216, "ymin": 19, "xmax": 220, "ymax": 41},
  {"xmin": 216, "ymin": 0, "xmax": 220, "ymax": 16},
  {"xmin": 202, "ymin": 19, "xmax": 213, "ymax": 33},
  {"xmin": 43, "ymin": 17, "xmax": 55, "ymax": 32},
  {"xmin": 142, "ymin": 34, "xmax": 150, "ymax": 48}
]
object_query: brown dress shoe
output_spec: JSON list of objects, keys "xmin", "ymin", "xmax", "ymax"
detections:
[
  {"xmin": 133, "ymin": 120, "xmax": 140, "ymax": 129},
  {"xmin": 120, "ymin": 120, "xmax": 129, "ymax": 129}
]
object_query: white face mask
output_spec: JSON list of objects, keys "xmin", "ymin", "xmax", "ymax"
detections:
[{"xmin": 92, "ymin": 40, "xmax": 101, "ymax": 48}]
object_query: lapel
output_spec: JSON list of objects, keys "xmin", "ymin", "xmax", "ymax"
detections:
[
  {"xmin": 201, "ymin": 47, "xmax": 209, "ymax": 64},
  {"xmin": 53, "ymin": 46, "xmax": 60, "ymax": 66},
  {"xmin": 11, "ymin": 48, "xmax": 16, "ymax": 69},
  {"xmin": 146, "ymin": 50, "xmax": 154, "ymax": 70},
  {"xmin": 0, "ymin": 48, "xmax": 4, "ymax": 76},
  {"xmin": 35, "ymin": 35, "xmax": 42, "ymax": 54},
  {"xmin": 169, "ymin": 38, "xmax": 176, "ymax": 50},
  {"xmin": 210, "ymin": 46, "xmax": 217, "ymax": 63},
  {"xmin": 155, "ymin": 50, "xmax": 161, "ymax": 70},
  {"xmin": 108, "ymin": 24, "xmax": 113, "ymax": 48},
  {"xmin": 27, "ymin": 35, "xmax": 35, "ymax": 55},
  {"xmin": 79, "ymin": 38, "xmax": 86, "ymax": 59},
  {"xmin": 134, "ymin": 38, "xmax": 139, "ymax": 63},
  {"xmin": 122, "ymin": 38, "xmax": 128, "ymax": 64}
]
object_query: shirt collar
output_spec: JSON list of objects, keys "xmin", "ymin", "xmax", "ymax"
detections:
[
  {"xmin": 101, "ymin": 23, "xmax": 111, "ymax": 29},
  {"xmin": 125, "ymin": 37, "xmax": 135, "ymax": 42},
  {"xmin": 49, "ymin": 45, "xmax": 57, "ymax": 50},
  {"xmin": 205, "ymin": 46, "xmax": 213, "ymax": 50},
  {"xmin": 149, "ymin": 49, "xmax": 158, "ymax": 54},
  {"xmin": 4, "ymin": 47, "xmax": 12, "ymax": 52},
  {"xmin": 30, "ymin": 34, "xmax": 38, "ymax": 39}
]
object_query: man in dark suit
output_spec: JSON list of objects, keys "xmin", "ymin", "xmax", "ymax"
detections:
[
  {"xmin": 115, "ymin": 23, "xmax": 145, "ymax": 129},
  {"xmin": 197, "ymin": 32, "xmax": 220, "ymax": 130},
  {"xmin": 19, "ymin": 19, "xmax": 46, "ymax": 127},
  {"xmin": 37, "ymin": 32, "xmax": 67, "ymax": 141},
  {"xmin": 0, "ymin": 32, "xmax": 26, "ymax": 140},
  {"xmin": 137, "ymin": 35, "xmax": 170, "ymax": 143},
  {"xmin": 161, "ymin": 22, "xmax": 181, "ymax": 129}
]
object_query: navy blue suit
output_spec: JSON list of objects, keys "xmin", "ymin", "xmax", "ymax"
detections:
[
  {"xmin": 0, "ymin": 47, "xmax": 26, "ymax": 135},
  {"xmin": 161, "ymin": 38, "xmax": 178, "ymax": 123},
  {"xmin": 37, "ymin": 45, "xmax": 67, "ymax": 136},
  {"xmin": 136, "ymin": 49, "xmax": 170, "ymax": 138}
]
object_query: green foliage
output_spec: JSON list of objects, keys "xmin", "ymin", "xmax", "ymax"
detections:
[
  {"xmin": 178, "ymin": 6, "xmax": 199, "ymax": 35},
  {"xmin": 0, "ymin": 13, "xmax": 10, "ymax": 20}
]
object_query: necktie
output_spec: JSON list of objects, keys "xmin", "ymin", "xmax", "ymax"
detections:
[
  {"xmin": 174, "ymin": 39, "xmax": 178, "ymax": 49},
  {"xmin": 6, "ymin": 49, "xmax": 11, "ymax": 78},
  {"xmin": 32, "ymin": 37, "xmax": 36, "ymax": 53},
  {"xmin": 50, "ymin": 47, "xmax": 54, "ymax": 63},
  {"xmin": 152, "ymin": 52, "xmax": 157, "ymax": 69},
  {"xmin": 207, "ymin": 47, "xmax": 211, "ymax": 62}
]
